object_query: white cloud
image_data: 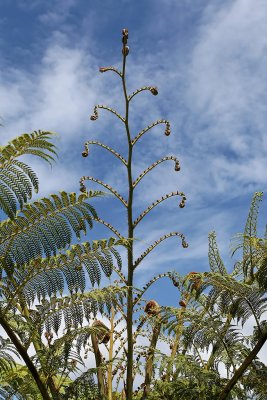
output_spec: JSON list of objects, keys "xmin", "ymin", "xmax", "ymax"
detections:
[{"xmin": 185, "ymin": 0, "xmax": 267, "ymax": 168}]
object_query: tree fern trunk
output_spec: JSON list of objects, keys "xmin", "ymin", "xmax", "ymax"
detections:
[{"xmin": 0, "ymin": 315, "xmax": 51, "ymax": 400}]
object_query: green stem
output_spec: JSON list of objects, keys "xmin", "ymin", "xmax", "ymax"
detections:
[{"xmin": 121, "ymin": 41, "xmax": 134, "ymax": 400}]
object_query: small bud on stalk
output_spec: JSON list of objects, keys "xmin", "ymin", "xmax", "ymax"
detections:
[
  {"xmin": 175, "ymin": 161, "xmax": 180, "ymax": 171},
  {"xmin": 182, "ymin": 240, "xmax": 189, "ymax": 248},
  {"xmin": 150, "ymin": 87, "xmax": 158, "ymax": 95},
  {"xmin": 165, "ymin": 122, "xmax": 171, "ymax": 136},
  {"xmin": 122, "ymin": 45, "xmax": 130, "ymax": 56}
]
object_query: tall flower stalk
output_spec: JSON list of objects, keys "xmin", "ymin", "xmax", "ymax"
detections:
[{"xmin": 81, "ymin": 29, "xmax": 187, "ymax": 399}]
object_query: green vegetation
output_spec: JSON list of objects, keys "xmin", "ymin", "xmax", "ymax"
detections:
[{"xmin": 0, "ymin": 30, "xmax": 266, "ymax": 400}]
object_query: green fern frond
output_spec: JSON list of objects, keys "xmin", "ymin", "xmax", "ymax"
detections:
[
  {"xmin": 0, "ymin": 131, "xmax": 57, "ymax": 219},
  {"xmin": 244, "ymin": 192, "xmax": 263, "ymax": 242},
  {"xmin": 1, "ymin": 238, "xmax": 127, "ymax": 311},
  {"xmin": 62, "ymin": 369, "xmax": 99, "ymax": 400},
  {"xmin": 0, "ymin": 191, "xmax": 103, "ymax": 268},
  {"xmin": 208, "ymin": 232, "xmax": 227, "ymax": 275},
  {"xmin": 231, "ymin": 192, "xmax": 263, "ymax": 282},
  {"xmin": 33, "ymin": 285, "xmax": 127, "ymax": 335},
  {"xmin": 0, "ymin": 130, "xmax": 57, "ymax": 163},
  {"xmin": 0, "ymin": 336, "xmax": 19, "ymax": 374}
]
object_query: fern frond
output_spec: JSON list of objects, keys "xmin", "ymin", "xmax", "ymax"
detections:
[
  {"xmin": 208, "ymin": 232, "xmax": 227, "ymax": 275},
  {"xmin": 231, "ymin": 192, "xmax": 263, "ymax": 282},
  {"xmin": 0, "ymin": 130, "xmax": 56, "ymax": 163},
  {"xmin": 32, "ymin": 285, "xmax": 127, "ymax": 335},
  {"xmin": 1, "ymin": 238, "xmax": 128, "ymax": 312},
  {"xmin": 62, "ymin": 369, "xmax": 99, "ymax": 400},
  {"xmin": 0, "ymin": 336, "xmax": 19, "ymax": 373},
  {"xmin": 0, "ymin": 131, "xmax": 56, "ymax": 218},
  {"xmin": 0, "ymin": 191, "xmax": 101, "ymax": 268}
]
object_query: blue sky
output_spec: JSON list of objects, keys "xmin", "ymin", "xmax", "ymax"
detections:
[{"xmin": 0, "ymin": 0, "xmax": 267, "ymax": 309}]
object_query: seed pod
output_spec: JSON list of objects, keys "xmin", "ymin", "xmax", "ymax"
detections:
[
  {"xmin": 99, "ymin": 67, "xmax": 108, "ymax": 73},
  {"xmin": 144, "ymin": 300, "xmax": 160, "ymax": 316},
  {"xmin": 82, "ymin": 150, "xmax": 88, "ymax": 157},
  {"xmin": 80, "ymin": 185, "xmax": 86, "ymax": 193},
  {"xmin": 179, "ymin": 201, "xmax": 185, "ymax": 208},
  {"xmin": 182, "ymin": 240, "xmax": 189, "ymax": 248}
]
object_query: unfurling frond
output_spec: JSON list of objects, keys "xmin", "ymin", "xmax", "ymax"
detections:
[
  {"xmin": 208, "ymin": 232, "xmax": 227, "ymax": 275},
  {"xmin": 231, "ymin": 192, "xmax": 263, "ymax": 282},
  {"xmin": 0, "ymin": 191, "xmax": 99, "ymax": 268},
  {"xmin": 0, "ymin": 130, "xmax": 56, "ymax": 219},
  {"xmin": 244, "ymin": 192, "xmax": 263, "ymax": 241}
]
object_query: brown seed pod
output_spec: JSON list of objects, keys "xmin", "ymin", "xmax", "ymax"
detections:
[
  {"xmin": 80, "ymin": 185, "xmax": 86, "ymax": 193},
  {"xmin": 144, "ymin": 300, "xmax": 160, "ymax": 316},
  {"xmin": 90, "ymin": 115, "xmax": 98, "ymax": 121},
  {"xmin": 82, "ymin": 150, "xmax": 88, "ymax": 157},
  {"xmin": 99, "ymin": 67, "xmax": 108, "ymax": 73},
  {"xmin": 92, "ymin": 320, "xmax": 110, "ymax": 344}
]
